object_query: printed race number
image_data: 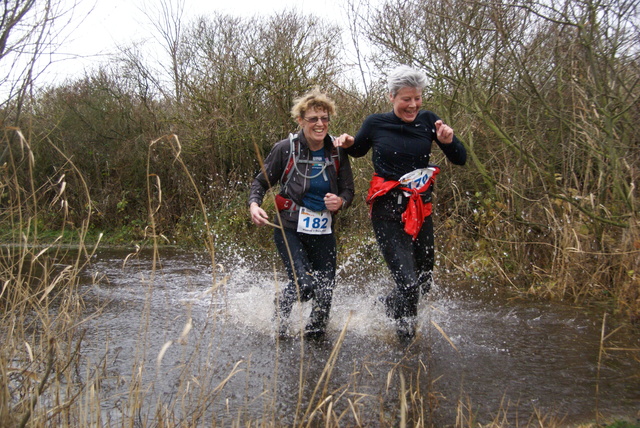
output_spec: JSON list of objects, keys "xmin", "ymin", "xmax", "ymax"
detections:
[
  {"xmin": 399, "ymin": 167, "xmax": 436, "ymax": 190},
  {"xmin": 297, "ymin": 207, "xmax": 332, "ymax": 235}
]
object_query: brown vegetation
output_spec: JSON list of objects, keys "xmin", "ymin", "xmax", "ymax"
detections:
[
  {"xmin": 0, "ymin": 0, "xmax": 638, "ymax": 399},
  {"xmin": 3, "ymin": 127, "xmax": 636, "ymax": 427}
]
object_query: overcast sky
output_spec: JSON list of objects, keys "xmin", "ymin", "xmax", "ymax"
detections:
[{"xmin": 41, "ymin": 0, "xmax": 354, "ymax": 86}]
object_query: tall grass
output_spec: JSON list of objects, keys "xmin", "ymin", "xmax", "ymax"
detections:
[
  {"xmin": 1, "ymin": 128, "xmax": 636, "ymax": 427},
  {"xmin": 0, "ymin": 128, "xmax": 100, "ymax": 426},
  {"xmin": 436, "ymin": 172, "xmax": 640, "ymax": 321}
]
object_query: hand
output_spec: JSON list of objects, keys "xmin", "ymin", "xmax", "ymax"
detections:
[
  {"xmin": 435, "ymin": 120, "xmax": 454, "ymax": 144},
  {"xmin": 324, "ymin": 193, "xmax": 343, "ymax": 212},
  {"xmin": 249, "ymin": 202, "xmax": 269, "ymax": 226},
  {"xmin": 333, "ymin": 133, "xmax": 354, "ymax": 148}
]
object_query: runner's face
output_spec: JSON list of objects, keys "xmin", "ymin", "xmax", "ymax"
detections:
[
  {"xmin": 390, "ymin": 87, "xmax": 422, "ymax": 123},
  {"xmin": 297, "ymin": 107, "xmax": 329, "ymax": 148}
]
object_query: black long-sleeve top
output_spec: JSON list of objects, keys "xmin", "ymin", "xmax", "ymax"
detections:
[{"xmin": 345, "ymin": 110, "xmax": 467, "ymax": 181}]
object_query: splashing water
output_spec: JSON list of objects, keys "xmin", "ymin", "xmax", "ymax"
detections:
[{"xmin": 78, "ymin": 246, "xmax": 639, "ymax": 426}]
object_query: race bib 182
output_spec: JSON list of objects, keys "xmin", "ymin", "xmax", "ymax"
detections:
[{"xmin": 297, "ymin": 207, "xmax": 332, "ymax": 235}]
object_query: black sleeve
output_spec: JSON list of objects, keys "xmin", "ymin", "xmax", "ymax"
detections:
[
  {"xmin": 336, "ymin": 148, "xmax": 355, "ymax": 207},
  {"xmin": 247, "ymin": 140, "xmax": 288, "ymax": 206},
  {"xmin": 435, "ymin": 135, "xmax": 467, "ymax": 166},
  {"xmin": 345, "ymin": 115, "xmax": 375, "ymax": 158}
]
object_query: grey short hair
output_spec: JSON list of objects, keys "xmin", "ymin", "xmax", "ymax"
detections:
[{"xmin": 387, "ymin": 65, "xmax": 428, "ymax": 97}]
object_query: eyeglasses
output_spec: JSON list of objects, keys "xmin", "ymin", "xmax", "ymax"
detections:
[{"xmin": 303, "ymin": 115, "xmax": 330, "ymax": 124}]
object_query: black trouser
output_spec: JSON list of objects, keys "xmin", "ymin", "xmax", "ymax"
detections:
[
  {"xmin": 372, "ymin": 215, "xmax": 434, "ymax": 320},
  {"xmin": 273, "ymin": 227, "xmax": 336, "ymax": 332}
]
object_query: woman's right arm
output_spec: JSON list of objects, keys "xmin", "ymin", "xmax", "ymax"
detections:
[
  {"xmin": 333, "ymin": 116, "xmax": 374, "ymax": 158},
  {"xmin": 334, "ymin": 133, "xmax": 355, "ymax": 148},
  {"xmin": 249, "ymin": 202, "xmax": 269, "ymax": 226},
  {"xmin": 247, "ymin": 140, "xmax": 287, "ymax": 226}
]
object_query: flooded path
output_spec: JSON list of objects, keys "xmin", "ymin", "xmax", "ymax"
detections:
[{"xmin": 78, "ymin": 247, "xmax": 639, "ymax": 426}]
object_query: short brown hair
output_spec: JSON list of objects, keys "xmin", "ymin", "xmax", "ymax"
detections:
[{"xmin": 290, "ymin": 87, "xmax": 337, "ymax": 120}]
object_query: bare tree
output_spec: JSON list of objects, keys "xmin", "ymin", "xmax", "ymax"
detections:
[
  {"xmin": 0, "ymin": 0, "xmax": 78, "ymax": 123},
  {"xmin": 245, "ymin": 11, "xmax": 343, "ymax": 123},
  {"xmin": 140, "ymin": 0, "xmax": 187, "ymax": 102}
]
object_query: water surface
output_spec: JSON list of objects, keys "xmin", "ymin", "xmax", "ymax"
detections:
[{"xmin": 78, "ymin": 247, "xmax": 639, "ymax": 426}]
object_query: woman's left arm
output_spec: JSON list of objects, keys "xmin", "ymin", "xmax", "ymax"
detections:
[
  {"xmin": 336, "ymin": 149, "xmax": 355, "ymax": 208},
  {"xmin": 434, "ymin": 120, "xmax": 467, "ymax": 166}
]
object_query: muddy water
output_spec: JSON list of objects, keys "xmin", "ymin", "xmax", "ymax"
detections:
[{"xmin": 78, "ymin": 247, "xmax": 639, "ymax": 426}]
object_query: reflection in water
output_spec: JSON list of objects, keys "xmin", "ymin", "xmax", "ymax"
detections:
[{"xmin": 78, "ymin": 247, "xmax": 639, "ymax": 426}]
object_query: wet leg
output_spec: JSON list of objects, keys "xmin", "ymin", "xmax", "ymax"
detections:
[
  {"xmin": 372, "ymin": 219, "xmax": 420, "ymax": 339},
  {"xmin": 273, "ymin": 228, "xmax": 314, "ymax": 333},
  {"xmin": 302, "ymin": 233, "xmax": 336, "ymax": 338},
  {"xmin": 413, "ymin": 215, "xmax": 435, "ymax": 295}
]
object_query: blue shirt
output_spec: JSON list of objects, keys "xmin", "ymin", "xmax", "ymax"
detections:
[{"xmin": 302, "ymin": 149, "xmax": 331, "ymax": 211}]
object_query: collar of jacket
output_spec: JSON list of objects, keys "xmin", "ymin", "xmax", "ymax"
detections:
[{"xmin": 295, "ymin": 129, "xmax": 334, "ymax": 153}]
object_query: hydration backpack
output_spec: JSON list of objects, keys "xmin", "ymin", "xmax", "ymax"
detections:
[{"xmin": 280, "ymin": 133, "xmax": 340, "ymax": 192}]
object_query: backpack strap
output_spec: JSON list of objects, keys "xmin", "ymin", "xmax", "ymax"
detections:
[
  {"xmin": 281, "ymin": 133, "xmax": 339, "ymax": 190},
  {"xmin": 279, "ymin": 133, "xmax": 298, "ymax": 189}
]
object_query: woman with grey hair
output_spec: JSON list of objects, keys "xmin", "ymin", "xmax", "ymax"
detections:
[{"xmin": 334, "ymin": 65, "xmax": 466, "ymax": 341}]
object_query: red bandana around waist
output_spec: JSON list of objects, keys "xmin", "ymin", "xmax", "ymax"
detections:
[{"xmin": 366, "ymin": 167, "xmax": 440, "ymax": 239}]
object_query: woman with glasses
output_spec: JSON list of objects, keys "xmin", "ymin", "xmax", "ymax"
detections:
[
  {"xmin": 248, "ymin": 87, "xmax": 354, "ymax": 340},
  {"xmin": 334, "ymin": 66, "xmax": 466, "ymax": 341}
]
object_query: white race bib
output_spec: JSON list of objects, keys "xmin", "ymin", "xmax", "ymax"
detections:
[
  {"xmin": 297, "ymin": 207, "xmax": 332, "ymax": 235},
  {"xmin": 399, "ymin": 167, "xmax": 437, "ymax": 190}
]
